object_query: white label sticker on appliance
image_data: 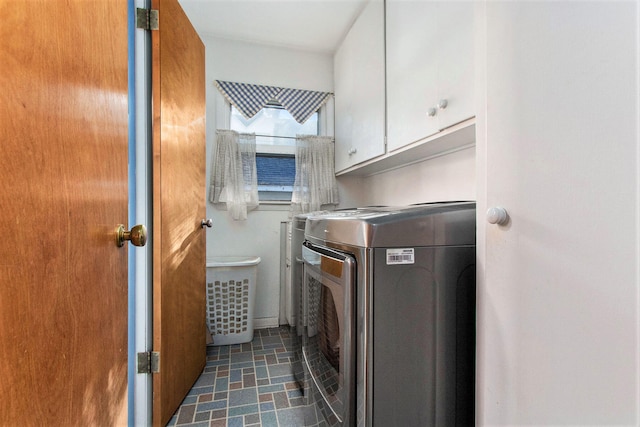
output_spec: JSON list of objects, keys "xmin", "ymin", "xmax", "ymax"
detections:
[{"xmin": 386, "ymin": 248, "xmax": 415, "ymax": 265}]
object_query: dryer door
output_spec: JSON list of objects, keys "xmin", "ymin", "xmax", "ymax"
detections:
[{"xmin": 302, "ymin": 242, "xmax": 355, "ymax": 426}]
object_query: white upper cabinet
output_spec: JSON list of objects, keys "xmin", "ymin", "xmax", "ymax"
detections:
[
  {"xmin": 386, "ymin": 1, "xmax": 474, "ymax": 152},
  {"xmin": 334, "ymin": 0, "xmax": 386, "ymax": 173}
]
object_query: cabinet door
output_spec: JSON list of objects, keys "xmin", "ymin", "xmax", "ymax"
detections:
[
  {"xmin": 386, "ymin": 1, "xmax": 474, "ymax": 152},
  {"xmin": 477, "ymin": 2, "xmax": 639, "ymax": 425},
  {"xmin": 386, "ymin": 0, "xmax": 439, "ymax": 151},
  {"xmin": 436, "ymin": 1, "xmax": 474, "ymax": 131},
  {"xmin": 334, "ymin": 0, "xmax": 385, "ymax": 172}
]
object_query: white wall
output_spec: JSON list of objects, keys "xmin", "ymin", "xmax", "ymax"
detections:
[
  {"xmin": 355, "ymin": 146, "xmax": 476, "ymax": 206},
  {"xmin": 203, "ymin": 36, "xmax": 335, "ymax": 327}
]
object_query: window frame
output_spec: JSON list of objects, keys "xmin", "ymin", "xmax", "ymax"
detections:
[{"xmin": 217, "ymin": 93, "xmax": 333, "ymax": 205}]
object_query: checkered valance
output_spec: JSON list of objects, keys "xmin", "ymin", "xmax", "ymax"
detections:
[{"xmin": 215, "ymin": 80, "xmax": 332, "ymax": 124}]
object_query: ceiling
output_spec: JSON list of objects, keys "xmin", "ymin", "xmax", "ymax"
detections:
[{"xmin": 177, "ymin": 0, "xmax": 368, "ymax": 54}]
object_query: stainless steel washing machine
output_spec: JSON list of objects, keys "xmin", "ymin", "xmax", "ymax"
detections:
[{"xmin": 300, "ymin": 202, "xmax": 476, "ymax": 426}]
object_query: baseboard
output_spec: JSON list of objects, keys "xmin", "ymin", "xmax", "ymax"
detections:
[{"xmin": 254, "ymin": 317, "xmax": 279, "ymax": 329}]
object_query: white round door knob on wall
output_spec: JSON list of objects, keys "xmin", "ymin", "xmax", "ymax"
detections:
[{"xmin": 486, "ymin": 207, "xmax": 509, "ymax": 225}]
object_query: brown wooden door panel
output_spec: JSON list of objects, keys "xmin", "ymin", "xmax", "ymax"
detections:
[
  {"xmin": 0, "ymin": 0, "xmax": 129, "ymax": 425},
  {"xmin": 151, "ymin": 0, "xmax": 207, "ymax": 425}
]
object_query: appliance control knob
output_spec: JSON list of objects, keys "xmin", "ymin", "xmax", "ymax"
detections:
[{"xmin": 486, "ymin": 207, "xmax": 509, "ymax": 225}]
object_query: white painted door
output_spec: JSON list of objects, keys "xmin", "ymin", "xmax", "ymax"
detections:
[
  {"xmin": 436, "ymin": 2, "xmax": 474, "ymax": 132},
  {"xmin": 386, "ymin": 0, "xmax": 440, "ymax": 149},
  {"xmin": 334, "ymin": 0, "xmax": 385, "ymax": 172},
  {"xmin": 386, "ymin": 1, "xmax": 474, "ymax": 152},
  {"xmin": 476, "ymin": 1, "xmax": 639, "ymax": 425}
]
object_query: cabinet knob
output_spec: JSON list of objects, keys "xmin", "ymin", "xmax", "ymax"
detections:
[
  {"xmin": 437, "ymin": 99, "xmax": 448, "ymax": 110},
  {"xmin": 427, "ymin": 107, "xmax": 437, "ymax": 117},
  {"xmin": 348, "ymin": 147, "xmax": 357, "ymax": 155},
  {"xmin": 486, "ymin": 207, "xmax": 509, "ymax": 225}
]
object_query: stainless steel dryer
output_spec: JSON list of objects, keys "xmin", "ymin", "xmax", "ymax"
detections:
[
  {"xmin": 290, "ymin": 211, "xmax": 327, "ymax": 397},
  {"xmin": 300, "ymin": 202, "xmax": 476, "ymax": 427}
]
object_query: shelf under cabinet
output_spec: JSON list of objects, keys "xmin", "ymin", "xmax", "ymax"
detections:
[{"xmin": 336, "ymin": 118, "xmax": 475, "ymax": 177}]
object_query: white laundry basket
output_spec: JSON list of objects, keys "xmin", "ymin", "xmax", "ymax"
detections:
[{"xmin": 206, "ymin": 256, "xmax": 260, "ymax": 346}]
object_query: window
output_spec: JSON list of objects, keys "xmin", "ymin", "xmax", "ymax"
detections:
[
  {"xmin": 255, "ymin": 154, "xmax": 296, "ymax": 201},
  {"xmin": 230, "ymin": 102, "xmax": 319, "ymax": 202}
]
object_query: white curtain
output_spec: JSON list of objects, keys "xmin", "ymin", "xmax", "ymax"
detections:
[
  {"xmin": 291, "ymin": 135, "xmax": 339, "ymax": 215},
  {"xmin": 209, "ymin": 130, "xmax": 258, "ymax": 220}
]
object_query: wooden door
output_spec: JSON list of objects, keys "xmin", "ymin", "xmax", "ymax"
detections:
[
  {"xmin": 477, "ymin": 1, "xmax": 639, "ymax": 424},
  {"xmin": 0, "ymin": 1, "xmax": 129, "ymax": 425},
  {"xmin": 151, "ymin": 0, "xmax": 207, "ymax": 425}
]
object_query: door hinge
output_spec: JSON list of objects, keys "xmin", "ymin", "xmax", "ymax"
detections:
[
  {"xmin": 136, "ymin": 8, "xmax": 159, "ymax": 31},
  {"xmin": 137, "ymin": 351, "xmax": 160, "ymax": 374}
]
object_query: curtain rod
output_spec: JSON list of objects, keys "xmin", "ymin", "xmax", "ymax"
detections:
[{"xmin": 254, "ymin": 133, "xmax": 334, "ymax": 142}]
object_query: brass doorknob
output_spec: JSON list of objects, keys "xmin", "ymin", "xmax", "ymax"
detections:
[{"xmin": 115, "ymin": 224, "xmax": 147, "ymax": 247}]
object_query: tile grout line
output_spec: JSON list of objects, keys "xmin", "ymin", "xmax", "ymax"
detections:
[
  {"xmin": 263, "ymin": 331, "xmax": 277, "ymax": 427},
  {"xmin": 255, "ymin": 334, "xmax": 263, "ymax": 427},
  {"xmin": 224, "ymin": 347, "xmax": 229, "ymax": 427},
  {"xmin": 274, "ymin": 331, "xmax": 281, "ymax": 427}
]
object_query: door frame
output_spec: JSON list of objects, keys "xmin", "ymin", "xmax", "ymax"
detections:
[
  {"xmin": 130, "ymin": 1, "xmax": 207, "ymax": 423},
  {"xmin": 130, "ymin": 0, "xmax": 153, "ymax": 424}
]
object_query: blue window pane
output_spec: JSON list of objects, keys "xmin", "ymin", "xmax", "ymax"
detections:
[
  {"xmin": 256, "ymin": 154, "xmax": 295, "ymax": 187},
  {"xmin": 255, "ymin": 154, "xmax": 295, "ymax": 201}
]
